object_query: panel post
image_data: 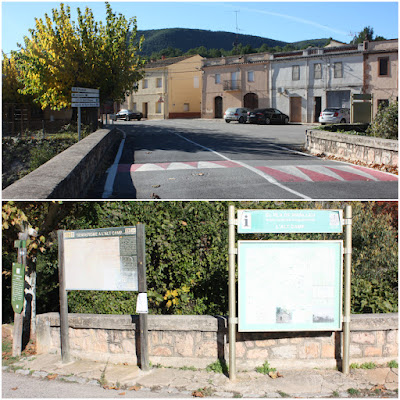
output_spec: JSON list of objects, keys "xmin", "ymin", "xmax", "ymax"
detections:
[
  {"xmin": 342, "ymin": 205, "xmax": 352, "ymax": 374},
  {"xmin": 78, "ymin": 107, "xmax": 81, "ymax": 141},
  {"xmin": 137, "ymin": 224, "xmax": 149, "ymax": 371},
  {"xmin": 58, "ymin": 230, "xmax": 71, "ymax": 363},
  {"xmin": 228, "ymin": 205, "xmax": 237, "ymax": 381}
]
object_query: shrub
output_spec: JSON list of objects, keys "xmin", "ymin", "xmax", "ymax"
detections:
[{"xmin": 366, "ymin": 101, "xmax": 398, "ymax": 139}]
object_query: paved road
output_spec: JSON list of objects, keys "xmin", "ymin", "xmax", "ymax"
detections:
[
  {"xmin": 94, "ymin": 119, "xmax": 398, "ymax": 200},
  {"xmin": 2, "ymin": 371, "xmax": 188, "ymax": 398}
]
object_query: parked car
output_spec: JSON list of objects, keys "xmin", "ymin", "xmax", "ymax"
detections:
[
  {"xmin": 115, "ymin": 109, "xmax": 143, "ymax": 121},
  {"xmin": 247, "ymin": 108, "xmax": 289, "ymax": 125},
  {"xmin": 224, "ymin": 107, "xmax": 250, "ymax": 123},
  {"xmin": 319, "ymin": 108, "xmax": 350, "ymax": 124}
]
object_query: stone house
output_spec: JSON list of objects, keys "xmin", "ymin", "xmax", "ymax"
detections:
[
  {"xmin": 122, "ymin": 55, "xmax": 203, "ymax": 120},
  {"xmin": 363, "ymin": 39, "xmax": 398, "ymax": 116},
  {"xmin": 201, "ymin": 53, "xmax": 270, "ymax": 119},
  {"xmin": 270, "ymin": 43, "xmax": 365, "ymax": 123}
]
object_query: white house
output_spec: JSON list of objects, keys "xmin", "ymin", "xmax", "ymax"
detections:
[{"xmin": 270, "ymin": 43, "xmax": 365, "ymax": 123}]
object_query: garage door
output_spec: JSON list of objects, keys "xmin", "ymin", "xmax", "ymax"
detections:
[{"xmin": 327, "ymin": 91, "xmax": 351, "ymax": 108}]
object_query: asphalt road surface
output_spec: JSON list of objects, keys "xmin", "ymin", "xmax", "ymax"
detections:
[
  {"xmin": 2, "ymin": 372, "xmax": 188, "ymax": 398},
  {"xmin": 93, "ymin": 119, "xmax": 398, "ymax": 200}
]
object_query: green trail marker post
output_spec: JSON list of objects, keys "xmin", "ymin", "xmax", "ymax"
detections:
[{"xmin": 12, "ymin": 229, "xmax": 29, "ymax": 357}]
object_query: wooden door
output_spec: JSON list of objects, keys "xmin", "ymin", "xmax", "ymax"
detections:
[{"xmin": 290, "ymin": 97, "xmax": 302, "ymax": 122}]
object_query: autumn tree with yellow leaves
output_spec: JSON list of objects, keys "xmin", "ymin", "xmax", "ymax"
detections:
[{"xmin": 14, "ymin": 2, "xmax": 144, "ymax": 110}]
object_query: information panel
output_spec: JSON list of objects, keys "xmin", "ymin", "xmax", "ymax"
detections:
[
  {"xmin": 238, "ymin": 240, "xmax": 343, "ymax": 332},
  {"xmin": 63, "ymin": 227, "xmax": 138, "ymax": 291},
  {"xmin": 237, "ymin": 209, "xmax": 343, "ymax": 233}
]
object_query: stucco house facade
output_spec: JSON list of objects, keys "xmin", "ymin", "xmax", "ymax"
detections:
[
  {"xmin": 270, "ymin": 43, "xmax": 365, "ymax": 123},
  {"xmin": 363, "ymin": 39, "xmax": 398, "ymax": 116},
  {"xmin": 123, "ymin": 54, "xmax": 203, "ymax": 119},
  {"xmin": 201, "ymin": 53, "xmax": 270, "ymax": 119}
]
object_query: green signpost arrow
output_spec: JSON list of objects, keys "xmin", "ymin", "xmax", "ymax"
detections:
[{"xmin": 12, "ymin": 263, "xmax": 25, "ymax": 314}]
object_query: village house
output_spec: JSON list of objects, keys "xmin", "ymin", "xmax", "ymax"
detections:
[
  {"xmin": 201, "ymin": 53, "xmax": 270, "ymax": 119},
  {"xmin": 363, "ymin": 39, "xmax": 398, "ymax": 116},
  {"xmin": 270, "ymin": 42, "xmax": 366, "ymax": 123},
  {"xmin": 122, "ymin": 55, "xmax": 203, "ymax": 120}
]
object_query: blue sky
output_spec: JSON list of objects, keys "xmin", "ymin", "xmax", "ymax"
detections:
[{"xmin": 1, "ymin": 1, "xmax": 398, "ymax": 55}]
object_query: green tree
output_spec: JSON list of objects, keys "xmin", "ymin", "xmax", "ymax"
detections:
[
  {"xmin": 2, "ymin": 52, "xmax": 30, "ymax": 104},
  {"xmin": 366, "ymin": 101, "xmax": 398, "ymax": 139},
  {"xmin": 15, "ymin": 2, "xmax": 144, "ymax": 110}
]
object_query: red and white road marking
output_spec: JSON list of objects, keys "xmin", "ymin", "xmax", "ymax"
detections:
[{"xmin": 118, "ymin": 161, "xmax": 397, "ymax": 183}]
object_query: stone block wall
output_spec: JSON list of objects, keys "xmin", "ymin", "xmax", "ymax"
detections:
[
  {"xmin": 305, "ymin": 130, "xmax": 398, "ymax": 167},
  {"xmin": 2, "ymin": 127, "xmax": 121, "ymax": 199},
  {"xmin": 36, "ymin": 313, "xmax": 398, "ymax": 370}
]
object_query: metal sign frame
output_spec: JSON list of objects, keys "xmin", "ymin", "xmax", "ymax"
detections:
[{"xmin": 228, "ymin": 205, "xmax": 352, "ymax": 380}]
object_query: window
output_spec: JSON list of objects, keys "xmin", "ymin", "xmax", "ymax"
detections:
[
  {"xmin": 378, "ymin": 57, "xmax": 389, "ymax": 76},
  {"xmin": 184, "ymin": 103, "xmax": 190, "ymax": 112},
  {"xmin": 314, "ymin": 63, "xmax": 322, "ymax": 79},
  {"xmin": 194, "ymin": 76, "xmax": 199, "ymax": 88},
  {"xmin": 156, "ymin": 102, "xmax": 162, "ymax": 113},
  {"xmin": 156, "ymin": 78, "xmax": 162, "ymax": 88},
  {"xmin": 247, "ymin": 71, "xmax": 254, "ymax": 82},
  {"xmin": 292, "ymin": 65, "xmax": 300, "ymax": 81},
  {"xmin": 143, "ymin": 79, "xmax": 148, "ymax": 89},
  {"xmin": 378, "ymin": 99, "xmax": 389, "ymax": 109},
  {"xmin": 215, "ymin": 74, "xmax": 221, "ymax": 84},
  {"xmin": 133, "ymin": 103, "xmax": 137, "ymax": 111},
  {"xmin": 334, "ymin": 62, "xmax": 343, "ymax": 78}
]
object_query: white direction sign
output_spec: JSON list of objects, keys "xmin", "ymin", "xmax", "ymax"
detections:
[{"xmin": 71, "ymin": 87, "xmax": 99, "ymax": 108}]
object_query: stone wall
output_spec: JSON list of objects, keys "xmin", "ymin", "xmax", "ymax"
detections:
[
  {"xmin": 305, "ymin": 130, "xmax": 398, "ymax": 167},
  {"xmin": 36, "ymin": 313, "xmax": 398, "ymax": 370},
  {"xmin": 2, "ymin": 127, "xmax": 121, "ymax": 199}
]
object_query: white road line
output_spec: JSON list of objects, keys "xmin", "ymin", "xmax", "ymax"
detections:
[
  {"xmin": 173, "ymin": 132, "xmax": 312, "ymax": 200},
  {"xmin": 102, "ymin": 129, "xmax": 126, "ymax": 198}
]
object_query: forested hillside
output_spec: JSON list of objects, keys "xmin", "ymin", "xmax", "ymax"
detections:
[{"xmin": 136, "ymin": 28, "xmax": 330, "ymax": 57}]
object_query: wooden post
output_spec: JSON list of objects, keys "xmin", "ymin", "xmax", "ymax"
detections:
[
  {"xmin": 342, "ymin": 205, "xmax": 352, "ymax": 374},
  {"xmin": 136, "ymin": 224, "xmax": 149, "ymax": 371},
  {"xmin": 228, "ymin": 205, "xmax": 237, "ymax": 381},
  {"xmin": 58, "ymin": 230, "xmax": 71, "ymax": 363},
  {"xmin": 12, "ymin": 228, "xmax": 28, "ymax": 357}
]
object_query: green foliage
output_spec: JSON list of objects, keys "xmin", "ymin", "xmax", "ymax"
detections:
[
  {"xmin": 206, "ymin": 359, "xmax": 229, "ymax": 374},
  {"xmin": 366, "ymin": 101, "xmax": 398, "ymax": 139},
  {"xmin": 15, "ymin": 3, "xmax": 144, "ymax": 110},
  {"xmin": 351, "ymin": 362, "xmax": 377, "ymax": 369},
  {"xmin": 1, "ymin": 201, "xmax": 398, "ymax": 323},
  {"xmin": 255, "ymin": 360, "xmax": 276, "ymax": 375},
  {"xmin": 388, "ymin": 360, "xmax": 398, "ymax": 368},
  {"xmin": 347, "ymin": 388, "xmax": 359, "ymax": 396}
]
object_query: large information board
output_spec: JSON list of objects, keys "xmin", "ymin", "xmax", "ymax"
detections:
[
  {"xmin": 238, "ymin": 240, "xmax": 343, "ymax": 332},
  {"xmin": 63, "ymin": 226, "xmax": 138, "ymax": 291}
]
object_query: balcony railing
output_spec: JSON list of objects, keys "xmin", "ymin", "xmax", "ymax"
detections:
[{"xmin": 223, "ymin": 80, "xmax": 241, "ymax": 91}]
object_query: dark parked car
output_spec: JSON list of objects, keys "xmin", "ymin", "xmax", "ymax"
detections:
[
  {"xmin": 247, "ymin": 108, "xmax": 289, "ymax": 125},
  {"xmin": 115, "ymin": 109, "xmax": 143, "ymax": 121}
]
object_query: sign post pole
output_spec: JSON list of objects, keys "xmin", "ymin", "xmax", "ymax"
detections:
[
  {"xmin": 228, "ymin": 205, "xmax": 237, "ymax": 381},
  {"xmin": 58, "ymin": 230, "xmax": 71, "ymax": 363},
  {"xmin": 137, "ymin": 224, "xmax": 149, "ymax": 371},
  {"xmin": 342, "ymin": 205, "xmax": 352, "ymax": 374},
  {"xmin": 78, "ymin": 106, "xmax": 81, "ymax": 142}
]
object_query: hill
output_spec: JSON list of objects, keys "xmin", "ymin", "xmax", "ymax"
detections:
[{"xmin": 136, "ymin": 28, "xmax": 330, "ymax": 56}]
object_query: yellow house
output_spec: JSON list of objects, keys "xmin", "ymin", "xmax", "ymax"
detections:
[{"xmin": 123, "ymin": 54, "xmax": 203, "ymax": 119}]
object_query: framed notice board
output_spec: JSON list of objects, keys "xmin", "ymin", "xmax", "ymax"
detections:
[
  {"xmin": 62, "ymin": 226, "xmax": 138, "ymax": 291},
  {"xmin": 238, "ymin": 240, "xmax": 343, "ymax": 332}
]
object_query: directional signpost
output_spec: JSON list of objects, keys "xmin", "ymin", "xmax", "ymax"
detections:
[
  {"xmin": 71, "ymin": 87, "xmax": 99, "ymax": 141},
  {"xmin": 11, "ymin": 262, "xmax": 25, "ymax": 314}
]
